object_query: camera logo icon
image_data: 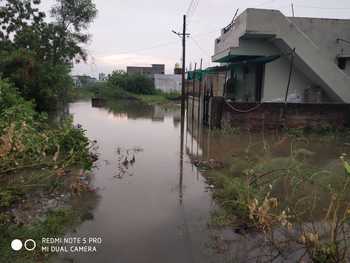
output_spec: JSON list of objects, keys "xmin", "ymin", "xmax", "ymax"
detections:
[{"xmin": 11, "ymin": 239, "xmax": 36, "ymax": 251}]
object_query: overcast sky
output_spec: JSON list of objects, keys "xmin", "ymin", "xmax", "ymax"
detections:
[{"xmin": 42, "ymin": 0, "xmax": 350, "ymax": 77}]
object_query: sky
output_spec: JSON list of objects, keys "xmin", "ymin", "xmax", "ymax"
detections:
[{"xmin": 41, "ymin": 0, "xmax": 350, "ymax": 77}]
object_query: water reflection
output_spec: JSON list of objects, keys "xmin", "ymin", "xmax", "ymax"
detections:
[
  {"xmin": 92, "ymin": 99, "xmax": 182, "ymax": 127},
  {"xmin": 54, "ymin": 99, "xmax": 349, "ymax": 263},
  {"xmin": 54, "ymin": 100, "xmax": 225, "ymax": 263}
]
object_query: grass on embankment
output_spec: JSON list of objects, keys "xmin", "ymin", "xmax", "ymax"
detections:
[
  {"xmin": 69, "ymin": 88, "xmax": 95, "ymax": 101},
  {"xmin": 0, "ymin": 79, "xmax": 97, "ymax": 263},
  {"xmin": 203, "ymin": 130, "xmax": 350, "ymax": 262},
  {"xmin": 0, "ymin": 208, "xmax": 79, "ymax": 263},
  {"xmin": 73, "ymin": 85, "xmax": 180, "ymax": 106}
]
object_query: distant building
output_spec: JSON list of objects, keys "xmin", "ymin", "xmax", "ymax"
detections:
[
  {"xmin": 72, "ymin": 76, "xmax": 82, "ymax": 88},
  {"xmin": 174, "ymin": 63, "xmax": 183, "ymax": 75},
  {"xmin": 72, "ymin": 75, "xmax": 97, "ymax": 88},
  {"xmin": 154, "ymin": 74, "xmax": 181, "ymax": 93},
  {"xmin": 99, "ymin": 73, "xmax": 107, "ymax": 81},
  {"xmin": 127, "ymin": 64, "xmax": 165, "ymax": 77}
]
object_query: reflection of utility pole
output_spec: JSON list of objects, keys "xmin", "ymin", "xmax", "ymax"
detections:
[
  {"xmin": 191, "ymin": 63, "xmax": 197, "ymax": 163},
  {"xmin": 173, "ymin": 15, "xmax": 189, "ymax": 202},
  {"xmin": 179, "ymin": 126, "xmax": 184, "ymax": 203},
  {"xmin": 196, "ymin": 59, "xmax": 203, "ymax": 159},
  {"xmin": 173, "ymin": 16, "xmax": 190, "ymax": 189}
]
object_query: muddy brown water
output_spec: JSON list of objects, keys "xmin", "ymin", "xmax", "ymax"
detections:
[
  {"xmin": 53, "ymin": 100, "xmax": 349, "ymax": 263},
  {"xmin": 54, "ymin": 100, "xmax": 229, "ymax": 263}
]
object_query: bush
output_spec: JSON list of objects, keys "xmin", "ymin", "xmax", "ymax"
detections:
[
  {"xmin": 0, "ymin": 78, "xmax": 93, "ymax": 174},
  {"xmin": 0, "ymin": 49, "xmax": 73, "ymax": 111},
  {"xmin": 107, "ymin": 70, "xmax": 156, "ymax": 95}
]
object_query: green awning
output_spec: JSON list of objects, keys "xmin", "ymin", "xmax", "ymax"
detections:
[
  {"xmin": 187, "ymin": 54, "xmax": 281, "ymax": 80},
  {"xmin": 214, "ymin": 55, "xmax": 260, "ymax": 63},
  {"xmin": 230, "ymin": 54, "xmax": 281, "ymax": 65},
  {"xmin": 214, "ymin": 54, "xmax": 281, "ymax": 64}
]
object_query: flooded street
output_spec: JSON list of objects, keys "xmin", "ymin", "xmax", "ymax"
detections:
[
  {"xmin": 56, "ymin": 100, "xmax": 225, "ymax": 263},
  {"xmin": 54, "ymin": 100, "xmax": 350, "ymax": 263}
]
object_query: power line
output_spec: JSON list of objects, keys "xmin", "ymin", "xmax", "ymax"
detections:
[
  {"xmin": 190, "ymin": 36, "xmax": 211, "ymax": 56},
  {"xmin": 186, "ymin": 0, "xmax": 199, "ymax": 18},
  {"xmin": 186, "ymin": 0, "xmax": 196, "ymax": 16}
]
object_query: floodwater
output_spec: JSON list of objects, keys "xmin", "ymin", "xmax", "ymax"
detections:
[
  {"xmin": 55, "ymin": 100, "xmax": 227, "ymax": 263},
  {"xmin": 54, "ymin": 100, "xmax": 350, "ymax": 263}
]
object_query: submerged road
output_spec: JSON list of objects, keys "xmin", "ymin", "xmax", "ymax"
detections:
[{"xmin": 55, "ymin": 100, "xmax": 228, "ymax": 263}]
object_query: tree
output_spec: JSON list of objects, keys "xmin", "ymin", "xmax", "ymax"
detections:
[
  {"xmin": 50, "ymin": 0, "xmax": 97, "ymax": 64},
  {"xmin": 0, "ymin": 0, "xmax": 97, "ymax": 110}
]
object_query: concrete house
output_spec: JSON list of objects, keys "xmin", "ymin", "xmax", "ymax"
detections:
[
  {"xmin": 127, "ymin": 64, "xmax": 165, "ymax": 77},
  {"xmin": 154, "ymin": 74, "xmax": 181, "ymax": 93},
  {"xmin": 186, "ymin": 9, "xmax": 350, "ymax": 130},
  {"xmin": 212, "ymin": 8, "xmax": 350, "ymax": 103}
]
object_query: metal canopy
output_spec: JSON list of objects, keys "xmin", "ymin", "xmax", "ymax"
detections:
[
  {"xmin": 214, "ymin": 54, "xmax": 280, "ymax": 64},
  {"xmin": 187, "ymin": 54, "xmax": 281, "ymax": 80}
]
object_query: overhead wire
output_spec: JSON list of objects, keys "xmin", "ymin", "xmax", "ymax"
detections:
[
  {"xmin": 190, "ymin": 36, "xmax": 211, "ymax": 56},
  {"xmin": 186, "ymin": 0, "xmax": 199, "ymax": 17}
]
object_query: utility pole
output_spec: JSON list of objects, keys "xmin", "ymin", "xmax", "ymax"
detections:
[
  {"xmin": 173, "ymin": 15, "xmax": 190, "ymax": 125},
  {"xmin": 173, "ymin": 15, "xmax": 190, "ymax": 204}
]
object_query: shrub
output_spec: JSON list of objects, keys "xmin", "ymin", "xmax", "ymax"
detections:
[
  {"xmin": 0, "ymin": 78, "xmax": 93, "ymax": 174},
  {"xmin": 107, "ymin": 70, "xmax": 156, "ymax": 95}
]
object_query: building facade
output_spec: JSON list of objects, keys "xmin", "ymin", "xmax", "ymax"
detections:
[
  {"xmin": 99, "ymin": 73, "xmax": 107, "ymax": 81},
  {"xmin": 212, "ymin": 9, "xmax": 350, "ymax": 103},
  {"xmin": 126, "ymin": 64, "xmax": 165, "ymax": 77},
  {"xmin": 154, "ymin": 74, "xmax": 181, "ymax": 93}
]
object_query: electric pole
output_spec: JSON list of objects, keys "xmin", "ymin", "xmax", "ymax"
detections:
[
  {"xmin": 181, "ymin": 15, "xmax": 186, "ymax": 120},
  {"xmin": 173, "ymin": 15, "xmax": 190, "ymax": 205},
  {"xmin": 173, "ymin": 15, "xmax": 190, "ymax": 123}
]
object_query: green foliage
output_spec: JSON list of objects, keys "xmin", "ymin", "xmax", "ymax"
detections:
[
  {"xmin": 208, "ymin": 170, "xmax": 253, "ymax": 218},
  {"xmin": 209, "ymin": 209, "xmax": 234, "ymax": 227},
  {"xmin": 135, "ymin": 94, "xmax": 169, "ymax": 105},
  {"xmin": 164, "ymin": 91, "xmax": 181, "ymax": 100},
  {"xmin": 0, "ymin": 49, "xmax": 73, "ymax": 110},
  {"xmin": 0, "ymin": 79, "xmax": 95, "ymax": 263},
  {"xmin": 0, "ymin": 78, "xmax": 94, "ymax": 174},
  {"xmin": 0, "ymin": 190, "xmax": 23, "ymax": 209},
  {"xmin": 205, "ymin": 137, "xmax": 350, "ymax": 262},
  {"xmin": 0, "ymin": 0, "xmax": 97, "ymax": 111},
  {"xmin": 340, "ymin": 154, "xmax": 350, "ymax": 176},
  {"xmin": 108, "ymin": 70, "xmax": 156, "ymax": 95},
  {"xmin": 50, "ymin": 0, "xmax": 97, "ymax": 63},
  {"xmin": 0, "ymin": 208, "xmax": 80, "ymax": 263}
]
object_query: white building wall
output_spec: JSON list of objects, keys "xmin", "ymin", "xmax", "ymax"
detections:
[
  {"xmin": 263, "ymin": 54, "xmax": 312, "ymax": 102},
  {"xmin": 154, "ymin": 74, "xmax": 181, "ymax": 93},
  {"xmin": 213, "ymin": 9, "xmax": 350, "ymax": 103},
  {"xmin": 228, "ymin": 39, "xmax": 313, "ymax": 102},
  {"xmin": 290, "ymin": 17, "xmax": 350, "ymax": 60}
]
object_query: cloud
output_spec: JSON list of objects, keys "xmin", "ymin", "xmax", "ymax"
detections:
[
  {"xmin": 95, "ymin": 53, "xmax": 175, "ymax": 69},
  {"xmin": 72, "ymin": 53, "xmax": 177, "ymax": 76}
]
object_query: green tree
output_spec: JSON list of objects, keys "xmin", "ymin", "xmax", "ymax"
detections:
[
  {"xmin": 50, "ymin": 0, "xmax": 97, "ymax": 64},
  {"xmin": 107, "ymin": 70, "xmax": 156, "ymax": 95},
  {"xmin": 0, "ymin": 0, "xmax": 97, "ymax": 110}
]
